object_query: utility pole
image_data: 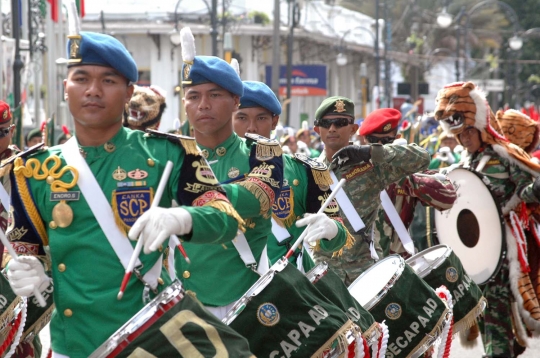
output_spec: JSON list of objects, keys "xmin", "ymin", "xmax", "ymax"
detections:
[
  {"xmin": 286, "ymin": 0, "xmax": 297, "ymax": 126},
  {"xmin": 271, "ymin": 0, "xmax": 281, "ymax": 98},
  {"xmin": 12, "ymin": 0, "xmax": 24, "ymax": 147},
  {"xmin": 374, "ymin": 0, "xmax": 380, "ymax": 108},
  {"xmin": 210, "ymin": 0, "xmax": 218, "ymax": 56},
  {"xmin": 383, "ymin": 2, "xmax": 391, "ymax": 108}
]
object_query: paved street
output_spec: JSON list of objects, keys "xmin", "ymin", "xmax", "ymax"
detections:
[{"xmin": 38, "ymin": 323, "xmax": 540, "ymax": 357}]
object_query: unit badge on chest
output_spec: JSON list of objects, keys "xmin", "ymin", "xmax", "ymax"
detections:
[{"xmin": 112, "ymin": 188, "xmax": 153, "ymax": 229}]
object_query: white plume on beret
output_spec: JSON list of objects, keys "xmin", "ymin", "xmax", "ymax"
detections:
[
  {"xmin": 230, "ymin": 58, "xmax": 240, "ymax": 76},
  {"xmin": 180, "ymin": 27, "xmax": 196, "ymax": 63}
]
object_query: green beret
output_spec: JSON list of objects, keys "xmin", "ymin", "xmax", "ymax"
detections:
[
  {"xmin": 315, "ymin": 96, "xmax": 355, "ymax": 120},
  {"xmin": 26, "ymin": 128, "xmax": 42, "ymax": 143}
]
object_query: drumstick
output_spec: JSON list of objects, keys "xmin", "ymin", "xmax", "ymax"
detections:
[
  {"xmin": 0, "ymin": 229, "xmax": 47, "ymax": 307},
  {"xmin": 118, "ymin": 160, "xmax": 173, "ymax": 300},
  {"xmin": 285, "ymin": 178, "xmax": 347, "ymax": 259}
]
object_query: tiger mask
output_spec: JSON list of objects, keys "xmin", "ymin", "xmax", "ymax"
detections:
[
  {"xmin": 496, "ymin": 109, "xmax": 540, "ymax": 154},
  {"xmin": 433, "ymin": 81, "xmax": 505, "ymax": 146},
  {"xmin": 125, "ymin": 85, "xmax": 167, "ymax": 131}
]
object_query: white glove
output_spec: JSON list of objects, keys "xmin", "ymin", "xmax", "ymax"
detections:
[
  {"xmin": 296, "ymin": 213, "xmax": 339, "ymax": 244},
  {"xmin": 129, "ymin": 207, "xmax": 193, "ymax": 254},
  {"xmin": 7, "ymin": 256, "xmax": 50, "ymax": 297}
]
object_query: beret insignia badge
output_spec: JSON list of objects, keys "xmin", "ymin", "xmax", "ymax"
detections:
[
  {"xmin": 334, "ymin": 99, "xmax": 346, "ymax": 113},
  {"xmin": 68, "ymin": 35, "xmax": 82, "ymax": 63},
  {"xmin": 383, "ymin": 123, "xmax": 392, "ymax": 132}
]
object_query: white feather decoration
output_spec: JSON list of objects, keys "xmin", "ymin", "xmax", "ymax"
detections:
[
  {"xmin": 230, "ymin": 58, "xmax": 240, "ymax": 76},
  {"xmin": 65, "ymin": 0, "xmax": 81, "ymax": 36},
  {"xmin": 180, "ymin": 27, "xmax": 196, "ymax": 63},
  {"xmin": 173, "ymin": 118, "xmax": 181, "ymax": 131}
]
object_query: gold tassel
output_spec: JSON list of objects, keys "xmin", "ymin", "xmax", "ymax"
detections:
[
  {"xmin": 454, "ymin": 296, "xmax": 488, "ymax": 334},
  {"xmin": 203, "ymin": 199, "xmax": 246, "ymax": 233},
  {"xmin": 311, "ymin": 169, "xmax": 333, "ymax": 188},
  {"xmin": 238, "ymin": 180, "xmax": 272, "ymax": 218},
  {"xmin": 179, "ymin": 137, "xmax": 199, "ymax": 156},
  {"xmin": 256, "ymin": 142, "xmax": 282, "ymax": 159},
  {"xmin": 331, "ymin": 227, "xmax": 355, "ymax": 258}
]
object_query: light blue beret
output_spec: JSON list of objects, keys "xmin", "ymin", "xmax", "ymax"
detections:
[
  {"xmin": 182, "ymin": 56, "xmax": 243, "ymax": 97},
  {"xmin": 67, "ymin": 32, "xmax": 138, "ymax": 84},
  {"xmin": 239, "ymin": 81, "xmax": 281, "ymax": 115}
]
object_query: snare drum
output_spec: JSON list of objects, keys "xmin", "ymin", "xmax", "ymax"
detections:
[
  {"xmin": 434, "ymin": 168, "xmax": 505, "ymax": 284},
  {"xmin": 406, "ymin": 244, "xmax": 487, "ymax": 334},
  {"xmin": 223, "ymin": 258, "xmax": 361, "ymax": 358},
  {"xmin": 348, "ymin": 255, "xmax": 450, "ymax": 358},
  {"xmin": 0, "ymin": 271, "xmax": 25, "ymax": 356},
  {"xmin": 90, "ymin": 280, "xmax": 254, "ymax": 358},
  {"xmin": 306, "ymin": 262, "xmax": 381, "ymax": 346},
  {"xmin": 0, "ymin": 269, "xmax": 54, "ymax": 355}
]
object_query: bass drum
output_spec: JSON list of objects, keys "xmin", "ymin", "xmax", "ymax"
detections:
[{"xmin": 434, "ymin": 168, "xmax": 505, "ymax": 285}]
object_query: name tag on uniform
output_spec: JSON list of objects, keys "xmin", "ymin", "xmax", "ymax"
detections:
[{"xmin": 50, "ymin": 192, "xmax": 80, "ymax": 201}]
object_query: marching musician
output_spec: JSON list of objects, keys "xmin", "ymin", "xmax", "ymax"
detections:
[
  {"xmin": 356, "ymin": 108, "xmax": 456, "ymax": 258},
  {"xmin": 434, "ymin": 81, "xmax": 540, "ymax": 358},
  {"xmin": 177, "ymin": 28, "xmax": 284, "ymax": 320},
  {"xmin": 4, "ymin": 31, "xmax": 255, "ymax": 357},
  {"xmin": 313, "ymin": 100, "xmax": 430, "ymax": 285},
  {"xmin": 232, "ymin": 80, "xmax": 353, "ymax": 271},
  {"xmin": 0, "ymin": 101, "xmax": 44, "ymax": 357}
]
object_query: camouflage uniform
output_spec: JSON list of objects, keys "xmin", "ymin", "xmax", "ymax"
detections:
[
  {"xmin": 315, "ymin": 143, "xmax": 430, "ymax": 285},
  {"xmin": 375, "ymin": 171, "xmax": 456, "ymax": 258},
  {"xmin": 466, "ymin": 146, "xmax": 539, "ymax": 357}
]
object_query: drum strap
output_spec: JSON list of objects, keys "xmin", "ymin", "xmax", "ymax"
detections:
[
  {"xmin": 62, "ymin": 138, "xmax": 162, "ymax": 289},
  {"xmin": 330, "ymin": 171, "xmax": 365, "ymax": 232},
  {"xmin": 380, "ymin": 190, "xmax": 415, "ymax": 255},
  {"xmin": 271, "ymin": 217, "xmax": 291, "ymax": 242},
  {"xmin": 231, "ymin": 231, "xmax": 269, "ymax": 275},
  {"xmin": 475, "ymin": 154, "xmax": 491, "ymax": 173}
]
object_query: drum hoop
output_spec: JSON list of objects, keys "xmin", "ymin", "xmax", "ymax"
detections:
[
  {"xmin": 89, "ymin": 280, "xmax": 184, "ymax": 358},
  {"xmin": 352, "ymin": 255, "xmax": 405, "ymax": 311},
  {"xmin": 305, "ymin": 261, "xmax": 329, "ymax": 284},
  {"xmin": 436, "ymin": 168, "xmax": 507, "ymax": 285},
  {"xmin": 405, "ymin": 244, "xmax": 452, "ymax": 279},
  {"xmin": 222, "ymin": 258, "xmax": 288, "ymax": 326},
  {"xmin": 0, "ymin": 296, "xmax": 23, "ymax": 333}
]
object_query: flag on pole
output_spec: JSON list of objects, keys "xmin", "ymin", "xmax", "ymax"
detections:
[
  {"xmin": 76, "ymin": 0, "xmax": 85, "ymax": 18},
  {"xmin": 48, "ymin": 0, "xmax": 58, "ymax": 22}
]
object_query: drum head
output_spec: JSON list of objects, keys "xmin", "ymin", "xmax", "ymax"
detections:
[
  {"xmin": 406, "ymin": 245, "xmax": 451, "ymax": 279},
  {"xmin": 434, "ymin": 168, "xmax": 504, "ymax": 285},
  {"xmin": 348, "ymin": 255, "xmax": 404, "ymax": 310}
]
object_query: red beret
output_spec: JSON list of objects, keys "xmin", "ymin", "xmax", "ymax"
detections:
[
  {"xmin": 359, "ymin": 108, "xmax": 401, "ymax": 136},
  {"xmin": 0, "ymin": 101, "xmax": 12, "ymax": 124},
  {"xmin": 532, "ymin": 150, "xmax": 540, "ymax": 161}
]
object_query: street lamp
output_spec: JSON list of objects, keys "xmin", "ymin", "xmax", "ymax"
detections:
[
  {"xmin": 336, "ymin": 53, "xmax": 348, "ymax": 67},
  {"xmin": 508, "ymin": 36, "xmax": 523, "ymax": 51},
  {"xmin": 436, "ymin": 8, "xmax": 453, "ymax": 29}
]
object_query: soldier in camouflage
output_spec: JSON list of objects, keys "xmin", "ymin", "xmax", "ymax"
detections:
[
  {"xmin": 313, "ymin": 100, "xmax": 430, "ymax": 285},
  {"xmin": 356, "ymin": 108, "xmax": 457, "ymax": 258}
]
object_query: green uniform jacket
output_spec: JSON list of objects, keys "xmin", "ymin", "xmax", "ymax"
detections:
[
  {"xmin": 176, "ymin": 133, "xmax": 280, "ymax": 307},
  {"xmin": 315, "ymin": 144, "xmax": 430, "ymax": 285},
  {"xmin": 267, "ymin": 154, "xmax": 349, "ymax": 270},
  {"xmin": 7, "ymin": 128, "xmax": 240, "ymax": 357}
]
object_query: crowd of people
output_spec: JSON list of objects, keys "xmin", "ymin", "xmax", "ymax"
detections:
[{"xmin": 0, "ymin": 23, "xmax": 539, "ymax": 358}]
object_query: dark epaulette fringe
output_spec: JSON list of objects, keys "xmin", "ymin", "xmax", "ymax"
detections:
[
  {"xmin": 203, "ymin": 199, "xmax": 246, "ymax": 233},
  {"xmin": 179, "ymin": 137, "xmax": 199, "ymax": 156},
  {"xmin": 256, "ymin": 142, "xmax": 282, "ymax": 160},
  {"xmin": 311, "ymin": 168, "xmax": 333, "ymax": 188}
]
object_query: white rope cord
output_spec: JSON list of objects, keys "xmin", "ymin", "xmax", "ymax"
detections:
[
  {"xmin": 5, "ymin": 297, "xmax": 28, "ymax": 358},
  {"xmin": 436, "ymin": 286, "xmax": 454, "ymax": 358}
]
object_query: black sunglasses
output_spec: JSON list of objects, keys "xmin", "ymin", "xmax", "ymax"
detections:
[
  {"xmin": 0, "ymin": 125, "xmax": 14, "ymax": 138},
  {"xmin": 315, "ymin": 117, "xmax": 353, "ymax": 129},
  {"xmin": 364, "ymin": 135, "xmax": 396, "ymax": 145}
]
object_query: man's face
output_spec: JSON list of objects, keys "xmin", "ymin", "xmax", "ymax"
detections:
[
  {"xmin": 298, "ymin": 131, "xmax": 310, "ymax": 143},
  {"xmin": 64, "ymin": 65, "xmax": 133, "ymax": 130},
  {"xmin": 314, "ymin": 114, "xmax": 358, "ymax": 152},
  {"xmin": 233, "ymin": 106, "xmax": 278, "ymax": 138},
  {"xmin": 27, "ymin": 135, "xmax": 42, "ymax": 147},
  {"xmin": 441, "ymin": 137, "xmax": 457, "ymax": 151},
  {"xmin": 286, "ymin": 136, "xmax": 298, "ymax": 153},
  {"xmin": 183, "ymin": 83, "xmax": 239, "ymax": 137},
  {"xmin": 458, "ymin": 127, "xmax": 482, "ymax": 153},
  {"xmin": 361, "ymin": 130, "xmax": 400, "ymax": 145},
  {"xmin": 0, "ymin": 122, "xmax": 14, "ymax": 153}
]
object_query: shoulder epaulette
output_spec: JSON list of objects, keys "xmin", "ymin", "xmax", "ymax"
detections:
[
  {"xmin": 244, "ymin": 133, "xmax": 282, "ymax": 160},
  {"xmin": 145, "ymin": 129, "xmax": 199, "ymax": 156},
  {"xmin": 293, "ymin": 153, "xmax": 333, "ymax": 188},
  {"xmin": 1, "ymin": 143, "xmax": 45, "ymax": 168}
]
